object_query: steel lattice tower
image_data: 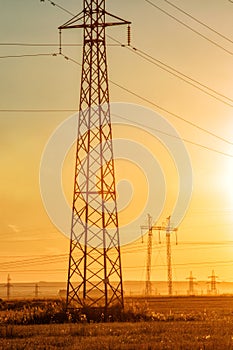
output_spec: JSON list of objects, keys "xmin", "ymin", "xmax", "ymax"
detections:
[
  {"xmin": 141, "ymin": 215, "xmax": 155, "ymax": 296},
  {"xmin": 165, "ymin": 216, "xmax": 177, "ymax": 296},
  {"xmin": 208, "ymin": 270, "xmax": 218, "ymax": 294},
  {"xmin": 141, "ymin": 215, "xmax": 178, "ymax": 296},
  {"xmin": 59, "ymin": 1, "xmax": 130, "ymax": 312},
  {"xmin": 186, "ymin": 271, "xmax": 196, "ymax": 296}
]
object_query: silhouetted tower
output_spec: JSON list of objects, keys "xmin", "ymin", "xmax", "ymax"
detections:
[
  {"xmin": 141, "ymin": 215, "xmax": 177, "ymax": 296},
  {"xmin": 164, "ymin": 216, "xmax": 177, "ymax": 296},
  {"xmin": 208, "ymin": 270, "xmax": 218, "ymax": 294},
  {"xmin": 186, "ymin": 271, "xmax": 196, "ymax": 295},
  {"xmin": 34, "ymin": 283, "xmax": 39, "ymax": 298},
  {"xmin": 141, "ymin": 214, "xmax": 163, "ymax": 296},
  {"xmin": 5, "ymin": 274, "xmax": 12, "ymax": 300},
  {"xmin": 141, "ymin": 214, "xmax": 178, "ymax": 295},
  {"xmin": 141, "ymin": 215, "xmax": 153, "ymax": 295},
  {"xmin": 59, "ymin": 1, "xmax": 130, "ymax": 313}
]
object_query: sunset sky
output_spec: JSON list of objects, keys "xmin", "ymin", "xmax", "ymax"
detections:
[{"xmin": 0, "ymin": 0, "xmax": 233, "ymax": 285}]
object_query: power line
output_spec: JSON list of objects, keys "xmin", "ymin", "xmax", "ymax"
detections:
[
  {"xmin": 0, "ymin": 43, "xmax": 81, "ymax": 47},
  {"xmin": 40, "ymin": 0, "xmax": 74, "ymax": 16},
  {"xmin": 0, "ymin": 42, "xmax": 120, "ymax": 47},
  {"xmin": 0, "ymin": 53, "xmax": 58, "ymax": 59},
  {"xmin": 1, "ymin": 110, "xmax": 231, "ymax": 157},
  {"xmin": 39, "ymin": 0, "xmax": 233, "ymax": 141},
  {"xmin": 133, "ymin": 47, "xmax": 233, "ymax": 107},
  {"xmin": 1, "ymin": 6, "xmax": 232, "ymax": 148},
  {"xmin": 144, "ymin": 0, "xmax": 233, "ymax": 56},
  {"xmin": 113, "ymin": 113, "xmax": 233, "ymax": 158},
  {"xmin": 0, "ymin": 52, "xmax": 232, "ymax": 155},
  {"xmin": 124, "ymin": 259, "xmax": 233, "ymax": 269},
  {"xmin": 1, "ymin": 259, "xmax": 233, "ymax": 272},
  {"xmin": 0, "ymin": 240, "xmax": 233, "ymax": 271},
  {"xmin": 162, "ymin": 0, "xmax": 233, "ymax": 45},
  {"xmin": 38, "ymin": 0, "xmax": 233, "ymax": 142},
  {"xmin": 0, "ymin": 256, "xmax": 67, "ymax": 267},
  {"xmin": 0, "ymin": 49, "xmax": 232, "ymax": 153},
  {"xmin": 41, "ymin": 0, "xmax": 233, "ymax": 56},
  {"xmin": 0, "ymin": 269, "xmax": 67, "ymax": 273},
  {"xmin": 109, "ymin": 35, "xmax": 233, "ymax": 108},
  {"xmin": 111, "ymin": 81, "xmax": 233, "ymax": 147},
  {"xmin": 0, "ymin": 109, "xmax": 76, "ymax": 112},
  {"xmin": 59, "ymin": 53, "xmax": 233, "ymax": 147},
  {"xmin": 136, "ymin": 47, "xmax": 233, "ymax": 104}
]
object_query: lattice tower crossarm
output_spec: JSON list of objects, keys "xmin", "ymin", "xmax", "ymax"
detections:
[{"xmin": 58, "ymin": 0, "xmax": 130, "ymax": 312}]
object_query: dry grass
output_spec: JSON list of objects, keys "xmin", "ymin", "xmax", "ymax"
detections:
[
  {"xmin": 0, "ymin": 321, "xmax": 233, "ymax": 349},
  {"xmin": 0, "ymin": 296, "xmax": 233, "ymax": 349}
]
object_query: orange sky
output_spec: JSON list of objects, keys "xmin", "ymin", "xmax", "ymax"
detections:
[{"xmin": 0, "ymin": 0, "xmax": 232, "ymax": 284}]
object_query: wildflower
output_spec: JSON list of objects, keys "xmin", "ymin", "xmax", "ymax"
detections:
[{"xmin": 80, "ymin": 314, "xmax": 87, "ymax": 323}]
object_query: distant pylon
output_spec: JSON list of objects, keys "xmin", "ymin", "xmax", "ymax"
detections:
[
  {"xmin": 141, "ymin": 215, "xmax": 177, "ymax": 296},
  {"xmin": 59, "ymin": 1, "xmax": 130, "ymax": 314},
  {"xmin": 141, "ymin": 214, "xmax": 162, "ymax": 296},
  {"xmin": 5, "ymin": 274, "xmax": 12, "ymax": 300},
  {"xmin": 208, "ymin": 270, "xmax": 218, "ymax": 294},
  {"xmin": 34, "ymin": 283, "xmax": 39, "ymax": 298},
  {"xmin": 141, "ymin": 214, "xmax": 153, "ymax": 295},
  {"xmin": 165, "ymin": 217, "xmax": 176, "ymax": 296},
  {"xmin": 186, "ymin": 271, "xmax": 196, "ymax": 295}
]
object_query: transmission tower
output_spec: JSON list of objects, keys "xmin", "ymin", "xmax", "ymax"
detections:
[
  {"xmin": 186, "ymin": 271, "xmax": 196, "ymax": 295},
  {"xmin": 34, "ymin": 283, "xmax": 39, "ymax": 298},
  {"xmin": 208, "ymin": 270, "xmax": 218, "ymax": 294},
  {"xmin": 59, "ymin": 1, "xmax": 130, "ymax": 314},
  {"xmin": 141, "ymin": 215, "xmax": 153, "ymax": 295},
  {"xmin": 165, "ymin": 216, "xmax": 177, "ymax": 296},
  {"xmin": 141, "ymin": 214, "xmax": 161, "ymax": 296},
  {"xmin": 141, "ymin": 215, "xmax": 177, "ymax": 296},
  {"xmin": 5, "ymin": 274, "xmax": 12, "ymax": 300}
]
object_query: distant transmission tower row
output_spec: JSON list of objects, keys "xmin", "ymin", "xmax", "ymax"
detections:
[{"xmin": 187, "ymin": 270, "xmax": 219, "ymax": 295}]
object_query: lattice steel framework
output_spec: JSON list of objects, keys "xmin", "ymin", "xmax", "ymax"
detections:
[
  {"xmin": 186, "ymin": 271, "xmax": 196, "ymax": 295},
  {"xmin": 165, "ymin": 216, "xmax": 177, "ymax": 296},
  {"xmin": 142, "ymin": 215, "xmax": 153, "ymax": 296},
  {"xmin": 208, "ymin": 270, "xmax": 218, "ymax": 294},
  {"xmin": 59, "ymin": 1, "xmax": 130, "ymax": 312},
  {"xmin": 141, "ymin": 215, "xmax": 177, "ymax": 296}
]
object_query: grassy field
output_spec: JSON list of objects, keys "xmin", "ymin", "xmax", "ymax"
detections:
[{"xmin": 0, "ymin": 296, "xmax": 233, "ymax": 349}]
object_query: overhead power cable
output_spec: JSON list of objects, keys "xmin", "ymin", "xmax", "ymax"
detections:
[
  {"xmin": 40, "ymin": 0, "xmax": 74, "ymax": 16},
  {"xmin": 59, "ymin": 53, "xmax": 233, "ymax": 147},
  {"xmin": 0, "ymin": 42, "xmax": 120, "ymax": 47},
  {"xmin": 0, "ymin": 109, "xmax": 76, "ymax": 112},
  {"xmin": 162, "ymin": 0, "xmax": 233, "ymax": 45},
  {"xmin": 112, "ymin": 113, "xmax": 233, "ymax": 158},
  {"xmin": 0, "ymin": 49, "xmax": 232, "ymax": 150},
  {"xmin": 2, "ymin": 104, "xmax": 232, "ymax": 156},
  {"xmin": 41, "ymin": 0, "xmax": 233, "ymax": 56},
  {"xmin": 40, "ymin": 0, "xmax": 233, "ymax": 107},
  {"xmin": 144, "ymin": 0, "xmax": 233, "ymax": 56},
  {"xmin": 0, "ymin": 43, "xmax": 81, "ymax": 47},
  {"xmin": 1, "ymin": 52, "xmax": 232, "ymax": 154},
  {"xmin": 0, "ymin": 53, "xmax": 58, "ymax": 59},
  {"xmin": 108, "ymin": 35, "xmax": 233, "ymax": 107},
  {"xmin": 111, "ymin": 81, "xmax": 233, "ymax": 146},
  {"xmin": 38, "ymin": 0, "xmax": 233, "ymax": 145}
]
